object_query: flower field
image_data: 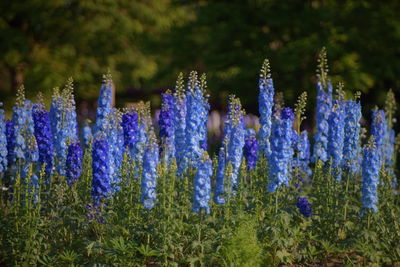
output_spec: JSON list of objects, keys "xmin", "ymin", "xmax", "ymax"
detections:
[{"xmin": 0, "ymin": 49, "xmax": 399, "ymax": 266}]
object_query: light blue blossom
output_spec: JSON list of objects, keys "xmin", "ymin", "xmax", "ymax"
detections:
[
  {"xmin": 173, "ymin": 73, "xmax": 187, "ymax": 175},
  {"xmin": 312, "ymin": 80, "xmax": 333, "ymax": 162},
  {"xmin": 343, "ymin": 100, "xmax": 361, "ymax": 174},
  {"xmin": 268, "ymin": 107, "xmax": 294, "ymax": 192},
  {"xmin": 371, "ymin": 109, "xmax": 387, "ymax": 163},
  {"xmin": 185, "ymin": 71, "xmax": 206, "ymax": 168},
  {"xmin": 91, "ymin": 134, "xmax": 111, "ymax": 203},
  {"xmin": 158, "ymin": 91, "xmax": 175, "ymax": 164},
  {"xmin": 362, "ymin": 137, "xmax": 381, "ymax": 212},
  {"xmin": 192, "ymin": 152, "xmax": 213, "ymax": 214},
  {"xmin": 293, "ymin": 130, "xmax": 312, "ymax": 178},
  {"xmin": 141, "ymin": 130, "xmax": 159, "ymax": 210},
  {"xmin": 226, "ymin": 96, "xmax": 245, "ymax": 192},
  {"xmin": 258, "ymin": 59, "xmax": 274, "ymax": 158},
  {"xmin": 0, "ymin": 103, "xmax": 8, "ymax": 174},
  {"xmin": 95, "ymin": 74, "xmax": 113, "ymax": 133},
  {"xmin": 328, "ymin": 100, "xmax": 345, "ymax": 181},
  {"xmin": 107, "ymin": 109, "xmax": 124, "ymax": 193}
]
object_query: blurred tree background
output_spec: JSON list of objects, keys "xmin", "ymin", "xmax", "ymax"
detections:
[{"xmin": 1, "ymin": 0, "xmax": 399, "ymax": 125}]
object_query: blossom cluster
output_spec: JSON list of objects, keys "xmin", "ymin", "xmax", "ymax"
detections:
[{"xmin": 0, "ymin": 52, "xmax": 397, "ymax": 215}]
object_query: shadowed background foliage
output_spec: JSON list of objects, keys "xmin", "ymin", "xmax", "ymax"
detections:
[{"xmin": 1, "ymin": 0, "xmax": 399, "ymax": 124}]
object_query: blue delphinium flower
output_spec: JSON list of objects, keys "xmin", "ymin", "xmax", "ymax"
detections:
[
  {"xmin": 49, "ymin": 88, "xmax": 64, "ymax": 164},
  {"xmin": 268, "ymin": 107, "xmax": 295, "ymax": 192},
  {"xmin": 192, "ymin": 152, "xmax": 213, "ymax": 214},
  {"xmin": 0, "ymin": 104, "xmax": 8, "ymax": 174},
  {"xmin": 328, "ymin": 100, "xmax": 345, "ymax": 181},
  {"xmin": 10, "ymin": 91, "xmax": 38, "ymax": 180},
  {"xmin": 173, "ymin": 73, "xmax": 187, "ymax": 175},
  {"xmin": 95, "ymin": 74, "xmax": 113, "ymax": 133},
  {"xmin": 11, "ymin": 97, "xmax": 28, "ymax": 163},
  {"xmin": 185, "ymin": 71, "xmax": 205, "ymax": 167},
  {"xmin": 107, "ymin": 109, "xmax": 124, "ymax": 193},
  {"xmin": 258, "ymin": 59, "xmax": 274, "ymax": 158},
  {"xmin": 343, "ymin": 100, "xmax": 362, "ymax": 174},
  {"xmin": 32, "ymin": 103, "xmax": 53, "ymax": 175},
  {"xmin": 66, "ymin": 141, "xmax": 83, "ymax": 186},
  {"xmin": 312, "ymin": 80, "xmax": 333, "ymax": 163},
  {"xmin": 362, "ymin": 136, "xmax": 381, "ymax": 212},
  {"xmin": 49, "ymin": 82, "xmax": 78, "ymax": 176},
  {"xmin": 62, "ymin": 78, "xmax": 79, "ymax": 144},
  {"xmin": 22, "ymin": 113, "xmax": 39, "ymax": 185},
  {"xmin": 214, "ymin": 97, "xmax": 244, "ymax": 203},
  {"xmin": 5, "ymin": 120, "xmax": 15, "ymax": 166},
  {"xmin": 121, "ymin": 109, "xmax": 139, "ymax": 155},
  {"xmin": 82, "ymin": 120, "xmax": 93, "ymax": 148},
  {"xmin": 214, "ymin": 146, "xmax": 226, "ymax": 204},
  {"xmin": 244, "ymin": 128, "xmax": 258, "ymax": 170},
  {"xmin": 134, "ymin": 103, "xmax": 151, "ymax": 172},
  {"xmin": 385, "ymin": 129, "xmax": 396, "ymax": 183},
  {"xmin": 199, "ymin": 74, "xmax": 210, "ymax": 151},
  {"xmin": 226, "ymin": 96, "xmax": 245, "ymax": 192},
  {"xmin": 141, "ymin": 131, "xmax": 159, "ymax": 210},
  {"xmin": 91, "ymin": 134, "xmax": 111, "ymax": 203},
  {"xmin": 293, "ymin": 130, "xmax": 312, "ymax": 178},
  {"xmin": 371, "ymin": 109, "xmax": 387, "ymax": 164},
  {"xmin": 159, "ymin": 91, "xmax": 175, "ymax": 164},
  {"xmin": 296, "ymin": 197, "xmax": 312, "ymax": 218},
  {"xmin": 386, "ymin": 129, "xmax": 395, "ymax": 167}
]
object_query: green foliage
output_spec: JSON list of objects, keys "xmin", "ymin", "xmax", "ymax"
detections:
[
  {"xmin": 0, "ymin": 0, "xmax": 190, "ymax": 103},
  {"xmin": 1, "ymin": 0, "xmax": 399, "ymax": 117},
  {"xmin": 218, "ymin": 214, "xmax": 263, "ymax": 266},
  {"xmin": 1, "ymin": 129, "xmax": 400, "ymax": 265}
]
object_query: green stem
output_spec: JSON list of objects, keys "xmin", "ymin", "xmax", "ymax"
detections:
[{"xmin": 343, "ymin": 173, "xmax": 350, "ymax": 222}]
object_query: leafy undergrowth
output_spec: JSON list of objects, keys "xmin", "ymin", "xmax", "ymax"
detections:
[{"xmin": 0, "ymin": 158, "xmax": 399, "ymax": 266}]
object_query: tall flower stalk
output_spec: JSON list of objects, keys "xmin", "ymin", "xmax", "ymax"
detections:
[
  {"xmin": 134, "ymin": 102, "xmax": 151, "ymax": 173},
  {"xmin": 5, "ymin": 120, "xmax": 15, "ymax": 167},
  {"xmin": 11, "ymin": 88, "xmax": 28, "ymax": 165},
  {"xmin": 32, "ymin": 103, "xmax": 53, "ymax": 176},
  {"xmin": 268, "ymin": 107, "xmax": 295, "ymax": 192},
  {"xmin": 158, "ymin": 90, "xmax": 175, "ymax": 164},
  {"xmin": 185, "ymin": 71, "xmax": 207, "ymax": 168},
  {"xmin": 244, "ymin": 128, "xmax": 258, "ymax": 170},
  {"xmin": 173, "ymin": 73, "xmax": 187, "ymax": 175},
  {"xmin": 95, "ymin": 72, "xmax": 113, "ymax": 133},
  {"xmin": 121, "ymin": 109, "xmax": 139, "ymax": 157},
  {"xmin": 293, "ymin": 130, "xmax": 312, "ymax": 179},
  {"xmin": 312, "ymin": 48, "xmax": 332, "ymax": 163},
  {"xmin": 0, "ymin": 104, "xmax": 7, "ymax": 174},
  {"xmin": 384, "ymin": 90, "xmax": 396, "ymax": 180},
  {"xmin": 343, "ymin": 98, "xmax": 362, "ymax": 174},
  {"xmin": 141, "ymin": 129, "xmax": 159, "ymax": 210},
  {"xmin": 107, "ymin": 108, "xmax": 124, "ymax": 193},
  {"xmin": 10, "ymin": 87, "xmax": 38, "ymax": 180},
  {"xmin": 91, "ymin": 134, "xmax": 111, "ymax": 203},
  {"xmin": 328, "ymin": 94, "xmax": 345, "ymax": 181},
  {"xmin": 371, "ymin": 109, "xmax": 387, "ymax": 164},
  {"xmin": 66, "ymin": 141, "xmax": 83, "ymax": 186},
  {"xmin": 258, "ymin": 58, "xmax": 274, "ymax": 158},
  {"xmin": 199, "ymin": 74, "xmax": 210, "ymax": 151},
  {"xmin": 49, "ymin": 80, "xmax": 78, "ymax": 176},
  {"xmin": 362, "ymin": 136, "xmax": 381, "ymax": 212},
  {"xmin": 226, "ymin": 96, "xmax": 245, "ymax": 192}
]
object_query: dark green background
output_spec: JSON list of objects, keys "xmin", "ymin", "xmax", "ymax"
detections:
[{"xmin": 1, "ymin": 0, "xmax": 399, "ymax": 126}]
